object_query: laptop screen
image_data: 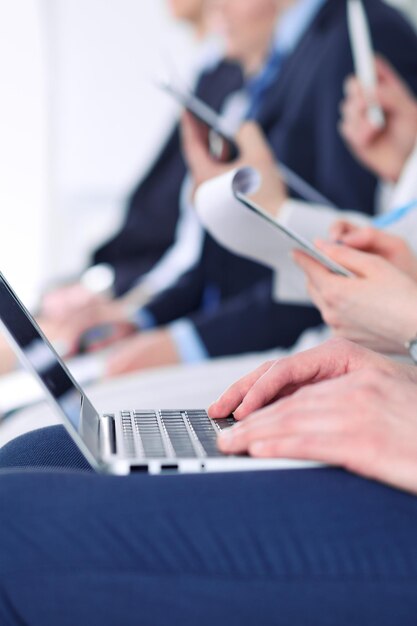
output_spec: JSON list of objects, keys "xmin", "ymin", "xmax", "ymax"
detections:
[{"xmin": 0, "ymin": 274, "xmax": 100, "ymax": 468}]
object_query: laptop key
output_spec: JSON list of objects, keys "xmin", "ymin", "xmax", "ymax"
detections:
[
  {"xmin": 186, "ymin": 411, "xmax": 224, "ymax": 456},
  {"xmin": 133, "ymin": 413, "xmax": 167, "ymax": 458},
  {"xmin": 160, "ymin": 412, "xmax": 197, "ymax": 458}
]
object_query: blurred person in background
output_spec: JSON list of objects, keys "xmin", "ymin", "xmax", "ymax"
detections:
[
  {"xmin": 39, "ymin": 0, "xmax": 306, "ymax": 363},
  {"xmin": 0, "ymin": 0, "xmax": 285, "ymax": 377},
  {"xmin": 36, "ymin": 0, "xmax": 284, "ymax": 348},
  {"xmin": 40, "ymin": 0, "xmax": 243, "ymax": 319},
  {"xmin": 0, "ymin": 0, "xmax": 242, "ymax": 374},
  {"xmin": 190, "ymin": 54, "xmax": 417, "ymax": 316},
  {"xmin": 70, "ymin": 0, "xmax": 417, "ymax": 379}
]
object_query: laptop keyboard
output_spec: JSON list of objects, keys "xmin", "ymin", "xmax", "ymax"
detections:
[{"xmin": 117, "ymin": 409, "xmax": 236, "ymax": 459}]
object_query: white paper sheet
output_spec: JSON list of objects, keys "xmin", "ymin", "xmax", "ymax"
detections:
[{"xmin": 195, "ymin": 168, "xmax": 348, "ymax": 303}]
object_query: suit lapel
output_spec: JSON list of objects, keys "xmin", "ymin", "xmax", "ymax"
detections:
[
  {"xmin": 256, "ymin": 0, "xmax": 345, "ymax": 128},
  {"xmin": 198, "ymin": 62, "xmax": 244, "ymax": 113}
]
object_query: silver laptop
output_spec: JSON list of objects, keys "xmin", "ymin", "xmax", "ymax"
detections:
[{"xmin": 0, "ymin": 273, "xmax": 317, "ymax": 475}]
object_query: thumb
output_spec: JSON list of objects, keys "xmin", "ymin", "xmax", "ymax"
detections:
[
  {"xmin": 337, "ymin": 226, "xmax": 378, "ymax": 250},
  {"xmin": 315, "ymin": 241, "xmax": 380, "ymax": 277}
]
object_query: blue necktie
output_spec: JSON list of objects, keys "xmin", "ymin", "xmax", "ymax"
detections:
[
  {"xmin": 201, "ymin": 50, "xmax": 285, "ymax": 314},
  {"xmin": 245, "ymin": 49, "xmax": 285, "ymax": 120}
]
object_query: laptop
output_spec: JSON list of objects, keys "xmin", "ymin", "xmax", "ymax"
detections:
[{"xmin": 0, "ymin": 273, "xmax": 318, "ymax": 475}]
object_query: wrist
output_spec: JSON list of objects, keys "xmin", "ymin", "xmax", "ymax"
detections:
[{"xmin": 384, "ymin": 286, "xmax": 417, "ymax": 352}]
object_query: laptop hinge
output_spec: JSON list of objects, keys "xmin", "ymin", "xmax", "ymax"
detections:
[{"xmin": 99, "ymin": 414, "xmax": 117, "ymax": 458}]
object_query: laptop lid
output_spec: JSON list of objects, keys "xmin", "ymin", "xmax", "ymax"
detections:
[{"xmin": 0, "ymin": 273, "xmax": 100, "ymax": 469}]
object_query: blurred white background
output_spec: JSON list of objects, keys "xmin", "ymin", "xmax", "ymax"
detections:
[
  {"xmin": 0, "ymin": 0, "xmax": 196, "ymax": 306},
  {"xmin": 0, "ymin": 0, "xmax": 416, "ymax": 307}
]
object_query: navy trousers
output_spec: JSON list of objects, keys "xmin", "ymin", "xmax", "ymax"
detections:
[{"xmin": 1, "ymin": 426, "xmax": 417, "ymax": 626}]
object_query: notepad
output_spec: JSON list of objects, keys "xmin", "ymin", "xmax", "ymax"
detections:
[{"xmin": 195, "ymin": 167, "xmax": 353, "ymax": 302}]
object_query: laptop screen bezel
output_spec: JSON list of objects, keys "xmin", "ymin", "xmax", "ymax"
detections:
[{"xmin": 0, "ymin": 273, "xmax": 101, "ymax": 470}]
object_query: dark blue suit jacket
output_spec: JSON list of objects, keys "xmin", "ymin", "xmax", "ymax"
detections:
[
  {"xmin": 146, "ymin": 0, "xmax": 417, "ymax": 357},
  {"xmin": 92, "ymin": 61, "xmax": 243, "ymax": 296}
]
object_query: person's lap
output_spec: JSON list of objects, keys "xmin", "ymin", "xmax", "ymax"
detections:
[
  {"xmin": 0, "ymin": 425, "xmax": 91, "ymax": 470},
  {"xmin": 1, "ymin": 427, "xmax": 417, "ymax": 626}
]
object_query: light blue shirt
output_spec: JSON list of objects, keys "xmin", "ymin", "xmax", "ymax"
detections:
[
  {"xmin": 274, "ymin": 0, "xmax": 326, "ymax": 57},
  {"xmin": 136, "ymin": 0, "xmax": 327, "ymax": 363}
]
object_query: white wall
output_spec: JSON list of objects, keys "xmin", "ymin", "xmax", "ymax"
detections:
[
  {"xmin": 44, "ymin": 0, "xmax": 197, "ymax": 284},
  {"xmin": 0, "ymin": 0, "xmax": 49, "ymax": 306}
]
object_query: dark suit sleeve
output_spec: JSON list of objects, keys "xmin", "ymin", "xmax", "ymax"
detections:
[
  {"xmin": 312, "ymin": 2, "xmax": 417, "ymax": 213},
  {"xmin": 91, "ymin": 62, "xmax": 243, "ymax": 296},
  {"xmin": 185, "ymin": 280, "xmax": 323, "ymax": 358},
  {"xmin": 145, "ymin": 263, "xmax": 322, "ymax": 358},
  {"xmin": 145, "ymin": 263, "xmax": 206, "ymax": 325}
]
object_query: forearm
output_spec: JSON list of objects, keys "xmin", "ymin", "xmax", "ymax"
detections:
[{"xmin": 189, "ymin": 280, "xmax": 322, "ymax": 358}]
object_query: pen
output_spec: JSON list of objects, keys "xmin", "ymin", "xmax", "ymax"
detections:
[{"xmin": 347, "ymin": 0, "xmax": 385, "ymax": 129}]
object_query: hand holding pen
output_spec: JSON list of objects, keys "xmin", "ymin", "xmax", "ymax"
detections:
[{"xmin": 340, "ymin": 57, "xmax": 417, "ymax": 183}]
